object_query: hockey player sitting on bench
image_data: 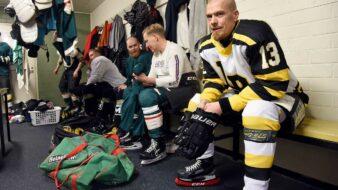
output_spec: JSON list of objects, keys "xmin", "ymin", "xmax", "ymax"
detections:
[
  {"xmin": 117, "ymin": 36, "xmax": 152, "ymax": 150},
  {"xmin": 174, "ymin": 0, "xmax": 309, "ymax": 188},
  {"xmin": 133, "ymin": 24, "xmax": 198, "ymax": 165}
]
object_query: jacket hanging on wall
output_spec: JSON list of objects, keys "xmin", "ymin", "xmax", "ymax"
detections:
[
  {"xmin": 109, "ymin": 15, "xmax": 128, "ymax": 75},
  {"xmin": 188, "ymin": 0, "xmax": 208, "ymax": 71},
  {"xmin": 124, "ymin": 0, "xmax": 149, "ymax": 42},
  {"xmin": 83, "ymin": 26, "xmax": 100, "ymax": 61},
  {"xmin": 148, "ymin": 6, "xmax": 164, "ymax": 26},
  {"xmin": 165, "ymin": 0, "xmax": 189, "ymax": 43}
]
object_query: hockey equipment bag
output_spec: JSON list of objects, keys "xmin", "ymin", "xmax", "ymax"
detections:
[{"xmin": 40, "ymin": 133, "xmax": 134, "ymax": 190}]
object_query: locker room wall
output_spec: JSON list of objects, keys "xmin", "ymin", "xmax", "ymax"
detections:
[
  {"xmin": 230, "ymin": 0, "xmax": 338, "ymax": 186},
  {"xmin": 237, "ymin": 0, "xmax": 338, "ymax": 122}
]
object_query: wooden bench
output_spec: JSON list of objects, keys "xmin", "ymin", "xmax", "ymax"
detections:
[{"xmin": 214, "ymin": 117, "xmax": 338, "ymax": 188}]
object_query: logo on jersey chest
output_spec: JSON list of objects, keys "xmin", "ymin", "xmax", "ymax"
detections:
[{"xmin": 155, "ymin": 60, "xmax": 165, "ymax": 68}]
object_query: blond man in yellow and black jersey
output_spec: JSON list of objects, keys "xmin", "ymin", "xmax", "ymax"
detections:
[{"xmin": 174, "ymin": 0, "xmax": 309, "ymax": 189}]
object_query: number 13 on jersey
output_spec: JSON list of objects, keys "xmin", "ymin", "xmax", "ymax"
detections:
[{"xmin": 259, "ymin": 42, "xmax": 281, "ymax": 69}]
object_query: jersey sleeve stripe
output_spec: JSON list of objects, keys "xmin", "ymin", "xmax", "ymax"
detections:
[
  {"xmin": 204, "ymin": 82, "xmax": 226, "ymax": 92},
  {"xmin": 201, "ymin": 88, "xmax": 223, "ymax": 102},
  {"xmin": 256, "ymin": 79, "xmax": 289, "ymax": 92},
  {"xmin": 263, "ymin": 87, "xmax": 285, "ymax": 99},
  {"xmin": 219, "ymin": 97, "xmax": 234, "ymax": 115},
  {"xmin": 202, "ymin": 78, "xmax": 226, "ymax": 86},
  {"xmin": 233, "ymin": 33, "xmax": 256, "ymax": 46},
  {"xmin": 254, "ymin": 68, "xmax": 289, "ymax": 81},
  {"xmin": 227, "ymin": 87, "xmax": 261, "ymax": 112},
  {"xmin": 249, "ymin": 83, "xmax": 279, "ymax": 101}
]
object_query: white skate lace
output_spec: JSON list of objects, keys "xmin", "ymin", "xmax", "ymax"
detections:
[
  {"xmin": 185, "ymin": 160, "xmax": 202, "ymax": 172},
  {"xmin": 146, "ymin": 139, "xmax": 158, "ymax": 153}
]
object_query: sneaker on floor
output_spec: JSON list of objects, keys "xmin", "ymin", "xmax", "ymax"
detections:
[
  {"xmin": 176, "ymin": 157, "xmax": 217, "ymax": 182},
  {"xmin": 121, "ymin": 137, "xmax": 143, "ymax": 150},
  {"xmin": 140, "ymin": 138, "xmax": 167, "ymax": 165}
]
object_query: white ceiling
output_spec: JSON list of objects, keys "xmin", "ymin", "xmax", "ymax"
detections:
[{"xmin": 0, "ymin": 0, "xmax": 105, "ymax": 13}]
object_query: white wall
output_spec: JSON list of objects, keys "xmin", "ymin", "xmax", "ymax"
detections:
[{"xmin": 237, "ymin": 0, "xmax": 338, "ymax": 121}]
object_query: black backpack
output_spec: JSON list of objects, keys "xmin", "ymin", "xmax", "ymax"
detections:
[{"xmin": 49, "ymin": 116, "xmax": 111, "ymax": 152}]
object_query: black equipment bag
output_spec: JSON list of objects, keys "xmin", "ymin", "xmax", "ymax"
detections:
[{"xmin": 50, "ymin": 116, "xmax": 110, "ymax": 151}]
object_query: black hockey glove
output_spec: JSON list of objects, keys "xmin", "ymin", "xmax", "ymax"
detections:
[
  {"xmin": 173, "ymin": 111, "xmax": 192, "ymax": 146},
  {"xmin": 176, "ymin": 109, "xmax": 220, "ymax": 160}
]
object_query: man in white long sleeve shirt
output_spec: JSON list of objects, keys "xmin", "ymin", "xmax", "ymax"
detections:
[
  {"xmin": 133, "ymin": 24, "xmax": 198, "ymax": 165},
  {"xmin": 73, "ymin": 48, "xmax": 126, "ymax": 122}
]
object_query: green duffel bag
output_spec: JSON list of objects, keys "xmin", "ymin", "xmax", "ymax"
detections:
[{"xmin": 39, "ymin": 133, "xmax": 134, "ymax": 190}]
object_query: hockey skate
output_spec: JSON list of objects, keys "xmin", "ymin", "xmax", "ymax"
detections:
[
  {"xmin": 175, "ymin": 158, "xmax": 220, "ymax": 187},
  {"xmin": 121, "ymin": 136, "xmax": 143, "ymax": 150},
  {"xmin": 140, "ymin": 138, "xmax": 167, "ymax": 165}
]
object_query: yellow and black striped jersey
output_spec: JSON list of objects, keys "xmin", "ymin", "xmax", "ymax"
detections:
[{"xmin": 199, "ymin": 19, "xmax": 307, "ymax": 114}]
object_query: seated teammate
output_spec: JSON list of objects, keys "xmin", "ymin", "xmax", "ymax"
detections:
[
  {"xmin": 133, "ymin": 24, "xmax": 198, "ymax": 165},
  {"xmin": 118, "ymin": 36, "xmax": 152, "ymax": 150},
  {"xmin": 174, "ymin": 0, "xmax": 309, "ymax": 189}
]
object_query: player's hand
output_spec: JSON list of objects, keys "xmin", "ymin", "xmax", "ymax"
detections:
[
  {"xmin": 204, "ymin": 102, "xmax": 222, "ymax": 115},
  {"xmin": 118, "ymin": 84, "xmax": 127, "ymax": 91},
  {"xmin": 198, "ymin": 99, "xmax": 209, "ymax": 110},
  {"xmin": 73, "ymin": 70, "xmax": 79, "ymax": 79},
  {"xmin": 133, "ymin": 73, "xmax": 147, "ymax": 82}
]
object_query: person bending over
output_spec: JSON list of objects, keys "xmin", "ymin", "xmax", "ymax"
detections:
[{"xmin": 72, "ymin": 48, "xmax": 126, "ymax": 125}]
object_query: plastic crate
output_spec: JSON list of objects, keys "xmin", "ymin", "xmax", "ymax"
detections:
[{"xmin": 29, "ymin": 107, "xmax": 61, "ymax": 126}]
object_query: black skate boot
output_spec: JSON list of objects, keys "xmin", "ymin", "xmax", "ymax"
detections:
[
  {"xmin": 121, "ymin": 136, "xmax": 143, "ymax": 150},
  {"xmin": 175, "ymin": 157, "xmax": 220, "ymax": 186},
  {"xmin": 140, "ymin": 138, "xmax": 167, "ymax": 165}
]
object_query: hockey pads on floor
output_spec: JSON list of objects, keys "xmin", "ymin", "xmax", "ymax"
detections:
[{"xmin": 176, "ymin": 109, "xmax": 220, "ymax": 160}]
